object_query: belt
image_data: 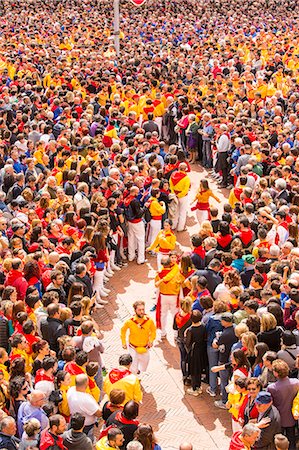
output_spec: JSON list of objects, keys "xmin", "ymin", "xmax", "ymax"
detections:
[
  {"xmin": 151, "ymin": 216, "xmax": 162, "ymax": 220},
  {"xmin": 128, "ymin": 218, "xmax": 142, "ymax": 223},
  {"xmin": 159, "ymin": 248, "xmax": 170, "ymax": 253}
]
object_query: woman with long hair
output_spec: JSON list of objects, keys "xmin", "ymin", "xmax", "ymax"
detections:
[
  {"xmin": 8, "ymin": 375, "xmax": 29, "ymax": 421},
  {"xmin": 23, "ymin": 260, "xmax": 42, "ymax": 298},
  {"xmin": 252, "ymin": 342, "xmax": 269, "ymax": 377},
  {"xmin": 90, "ymin": 231, "xmax": 109, "ymax": 307},
  {"xmin": 67, "ymin": 282, "xmax": 84, "ymax": 307},
  {"xmin": 173, "ymin": 297, "xmax": 193, "ymax": 384},
  {"xmin": 134, "ymin": 424, "xmax": 162, "ymax": 450},
  {"xmin": 191, "ymin": 179, "xmax": 220, "ymax": 224}
]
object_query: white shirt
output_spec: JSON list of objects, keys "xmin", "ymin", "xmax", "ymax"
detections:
[
  {"xmin": 67, "ymin": 387, "xmax": 99, "ymax": 426},
  {"xmin": 217, "ymin": 133, "xmax": 230, "ymax": 153}
]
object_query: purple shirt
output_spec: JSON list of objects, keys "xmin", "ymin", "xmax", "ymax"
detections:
[{"xmin": 268, "ymin": 377, "xmax": 299, "ymax": 427}]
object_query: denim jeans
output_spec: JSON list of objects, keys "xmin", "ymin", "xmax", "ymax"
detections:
[
  {"xmin": 207, "ymin": 346, "xmax": 219, "ymax": 393},
  {"xmin": 202, "ymin": 140, "xmax": 212, "ymax": 168},
  {"xmin": 219, "ymin": 368, "xmax": 229, "ymax": 404}
]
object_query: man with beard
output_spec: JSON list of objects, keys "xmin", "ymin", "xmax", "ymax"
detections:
[{"xmin": 121, "ymin": 301, "xmax": 156, "ymax": 374}]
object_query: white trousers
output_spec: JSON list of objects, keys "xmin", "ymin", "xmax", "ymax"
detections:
[
  {"xmin": 196, "ymin": 209, "xmax": 209, "ymax": 225},
  {"xmin": 146, "ymin": 219, "xmax": 162, "ymax": 247},
  {"xmin": 93, "ymin": 270, "xmax": 104, "ymax": 300},
  {"xmin": 155, "ymin": 117, "xmax": 162, "ymax": 135},
  {"xmin": 128, "ymin": 221, "xmax": 145, "ymax": 263},
  {"xmin": 160, "ymin": 294, "xmax": 178, "ymax": 336},
  {"xmin": 173, "ymin": 195, "xmax": 189, "ymax": 231},
  {"xmin": 128, "ymin": 345, "xmax": 150, "ymax": 373}
]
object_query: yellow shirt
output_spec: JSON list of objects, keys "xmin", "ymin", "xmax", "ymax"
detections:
[
  {"xmin": 87, "ymin": 376, "xmax": 101, "ymax": 403},
  {"xmin": 148, "ymin": 229, "xmax": 176, "ymax": 253},
  {"xmin": 103, "ymin": 367, "xmax": 143, "ymax": 404},
  {"xmin": 194, "ymin": 188, "xmax": 220, "ymax": 204},
  {"xmin": 169, "ymin": 172, "xmax": 191, "ymax": 198},
  {"xmin": 0, "ymin": 363, "xmax": 9, "ymax": 382},
  {"xmin": 155, "ymin": 264, "xmax": 181, "ymax": 295},
  {"xmin": 10, "ymin": 348, "xmax": 32, "ymax": 373},
  {"xmin": 149, "ymin": 197, "xmax": 166, "ymax": 217},
  {"xmin": 58, "ymin": 385, "xmax": 70, "ymax": 417},
  {"xmin": 121, "ymin": 315, "xmax": 156, "ymax": 348}
]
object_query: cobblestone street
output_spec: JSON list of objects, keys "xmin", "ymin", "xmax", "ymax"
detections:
[{"xmin": 95, "ymin": 166, "xmax": 232, "ymax": 450}]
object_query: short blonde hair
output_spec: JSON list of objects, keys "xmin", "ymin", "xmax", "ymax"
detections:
[
  {"xmin": 23, "ymin": 418, "xmax": 40, "ymax": 437},
  {"xmin": 260, "ymin": 312, "xmax": 277, "ymax": 332},
  {"xmin": 234, "ymin": 323, "xmax": 249, "ymax": 339},
  {"xmin": 272, "ymin": 359, "xmax": 289, "ymax": 379},
  {"xmin": 180, "ymin": 296, "xmax": 193, "ymax": 314}
]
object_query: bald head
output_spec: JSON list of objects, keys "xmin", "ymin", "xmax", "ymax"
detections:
[{"xmin": 179, "ymin": 444, "xmax": 193, "ymax": 450}]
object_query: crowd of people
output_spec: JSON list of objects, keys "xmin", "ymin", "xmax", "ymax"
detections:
[{"xmin": 0, "ymin": 0, "xmax": 297, "ymax": 448}]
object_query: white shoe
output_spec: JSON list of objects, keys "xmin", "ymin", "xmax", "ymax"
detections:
[
  {"xmin": 99, "ymin": 290, "xmax": 108, "ymax": 298},
  {"xmin": 104, "ymin": 271, "xmax": 113, "ymax": 278},
  {"xmin": 97, "ymin": 298, "xmax": 108, "ymax": 305},
  {"xmin": 94, "ymin": 303, "xmax": 104, "ymax": 309},
  {"xmin": 102, "ymin": 287, "xmax": 111, "ymax": 294},
  {"xmin": 111, "ymin": 264, "xmax": 121, "ymax": 271},
  {"xmin": 103, "ymin": 276, "xmax": 109, "ymax": 283}
]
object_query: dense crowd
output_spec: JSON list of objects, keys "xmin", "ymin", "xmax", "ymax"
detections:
[{"xmin": 0, "ymin": 0, "xmax": 297, "ymax": 448}]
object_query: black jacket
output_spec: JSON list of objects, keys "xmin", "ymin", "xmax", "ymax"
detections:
[
  {"xmin": 40, "ymin": 317, "xmax": 66, "ymax": 353},
  {"xmin": 0, "ymin": 432, "xmax": 19, "ymax": 450},
  {"xmin": 66, "ymin": 274, "xmax": 93, "ymax": 298},
  {"xmin": 254, "ymin": 405, "xmax": 281, "ymax": 450},
  {"xmin": 194, "ymin": 268, "xmax": 222, "ymax": 295},
  {"xmin": 0, "ymin": 316, "xmax": 9, "ymax": 351},
  {"xmin": 62, "ymin": 429, "xmax": 93, "ymax": 450}
]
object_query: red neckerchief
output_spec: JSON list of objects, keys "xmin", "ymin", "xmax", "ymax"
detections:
[
  {"xmin": 279, "ymin": 221, "xmax": 289, "ymax": 231},
  {"xmin": 217, "ymin": 234, "xmax": 232, "ymax": 248},
  {"xmin": 170, "ymin": 170, "xmax": 186, "ymax": 186},
  {"xmin": 130, "ymin": 315, "xmax": 150, "ymax": 329},
  {"xmin": 192, "ymin": 246, "xmax": 205, "ymax": 260},
  {"xmin": 108, "ymin": 367, "xmax": 132, "ymax": 384},
  {"xmin": 239, "ymin": 229, "xmax": 254, "ymax": 246},
  {"xmin": 115, "ymin": 411, "xmax": 139, "ymax": 425},
  {"xmin": 175, "ymin": 312, "xmax": 191, "ymax": 329},
  {"xmin": 35, "ymin": 369, "xmax": 54, "ymax": 384},
  {"xmin": 158, "ymin": 268, "xmax": 172, "ymax": 280}
]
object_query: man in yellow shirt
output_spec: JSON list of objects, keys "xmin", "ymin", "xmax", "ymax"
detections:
[
  {"xmin": 155, "ymin": 256, "xmax": 180, "ymax": 339},
  {"xmin": 121, "ymin": 301, "xmax": 156, "ymax": 374},
  {"xmin": 103, "ymin": 354, "xmax": 142, "ymax": 404},
  {"xmin": 145, "ymin": 188, "xmax": 166, "ymax": 247},
  {"xmin": 169, "ymin": 163, "xmax": 191, "ymax": 231},
  {"xmin": 146, "ymin": 219, "xmax": 176, "ymax": 270}
]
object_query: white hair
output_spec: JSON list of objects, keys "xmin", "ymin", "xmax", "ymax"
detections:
[{"xmin": 275, "ymin": 178, "xmax": 286, "ymax": 190}]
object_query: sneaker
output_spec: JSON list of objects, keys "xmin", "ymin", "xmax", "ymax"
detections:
[
  {"xmin": 214, "ymin": 400, "xmax": 227, "ymax": 409},
  {"xmin": 137, "ymin": 259, "xmax": 148, "ymax": 265},
  {"xmin": 206, "ymin": 387, "xmax": 216, "ymax": 397},
  {"xmin": 226, "ymin": 184, "xmax": 233, "ymax": 190},
  {"xmin": 186, "ymin": 388, "xmax": 200, "ymax": 396}
]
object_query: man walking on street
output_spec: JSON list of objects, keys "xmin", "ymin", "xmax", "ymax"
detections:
[
  {"xmin": 121, "ymin": 301, "xmax": 156, "ymax": 374},
  {"xmin": 124, "ymin": 186, "xmax": 146, "ymax": 265}
]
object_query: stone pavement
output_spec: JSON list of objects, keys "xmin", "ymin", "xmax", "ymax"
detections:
[{"xmin": 95, "ymin": 165, "xmax": 232, "ymax": 450}]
